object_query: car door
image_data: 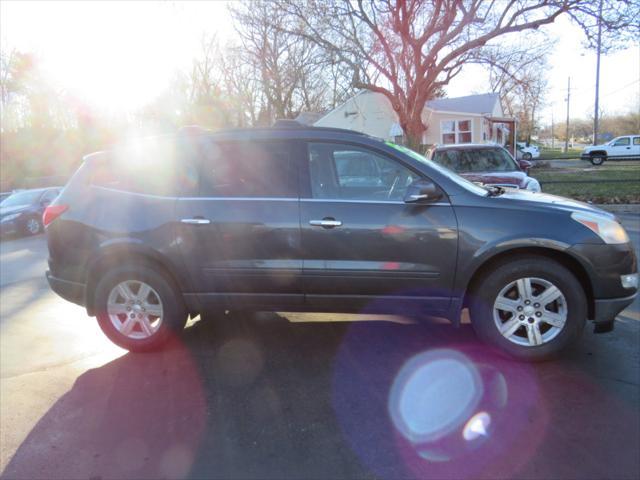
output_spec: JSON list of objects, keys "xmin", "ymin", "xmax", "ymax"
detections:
[
  {"xmin": 175, "ymin": 138, "xmax": 303, "ymax": 309},
  {"xmin": 609, "ymin": 136, "xmax": 631, "ymax": 158},
  {"xmin": 632, "ymin": 136, "xmax": 640, "ymax": 159},
  {"xmin": 299, "ymin": 141, "xmax": 458, "ymax": 314}
]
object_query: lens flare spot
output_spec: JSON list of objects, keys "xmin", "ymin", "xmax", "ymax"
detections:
[
  {"xmin": 463, "ymin": 411, "xmax": 491, "ymax": 441},
  {"xmin": 389, "ymin": 350, "xmax": 483, "ymax": 444}
]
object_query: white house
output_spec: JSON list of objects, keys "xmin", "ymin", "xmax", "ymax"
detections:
[{"xmin": 314, "ymin": 90, "xmax": 516, "ymax": 152}]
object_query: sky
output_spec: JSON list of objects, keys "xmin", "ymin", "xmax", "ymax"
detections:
[{"xmin": 1, "ymin": 1, "xmax": 638, "ymax": 126}]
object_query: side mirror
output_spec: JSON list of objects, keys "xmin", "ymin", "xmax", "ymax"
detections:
[
  {"xmin": 403, "ymin": 179, "xmax": 442, "ymax": 203},
  {"xmin": 518, "ymin": 159, "xmax": 532, "ymax": 172}
]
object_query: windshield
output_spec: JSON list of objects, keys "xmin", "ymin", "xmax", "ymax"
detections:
[
  {"xmin": 0, "ymin": 190, "xmax": 41, "ymax": 208},
  {"xmin": 386, "ymin": 142, "xmax": 488, "ymax": 196},
  {"xmin": 433, "ymin": 147, "xmax": 518, "ymax": 173}
]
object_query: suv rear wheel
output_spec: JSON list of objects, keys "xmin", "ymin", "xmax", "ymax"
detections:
[
  {"xmin": 94, "ymin": 265, "xmax": 188, "ymax": 352},
  {"xmin": 470, "ymin": 256, "xmax": 586, "ymax": 361}
]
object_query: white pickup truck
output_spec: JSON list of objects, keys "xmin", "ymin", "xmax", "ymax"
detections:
[{"xmin": 581, "ymin": 135, "xmax": 640, "ymax": 165}]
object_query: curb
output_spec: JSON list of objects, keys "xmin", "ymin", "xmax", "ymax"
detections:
[{"xmin": 595, "ymin": 204, "xmax": 640, "ymax": 214}]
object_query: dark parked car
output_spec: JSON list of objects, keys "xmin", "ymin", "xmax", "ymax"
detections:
[
  {"xmin": 427, "ymin": 144, "xmax": 541, "ymax": 192},
  {"xmin": 44, "ymin": 126, "xmax": 637, "ymax": 361},
  {"xmin": 0, "ymin": 187, "xmax": 61, "ymax": 237}
]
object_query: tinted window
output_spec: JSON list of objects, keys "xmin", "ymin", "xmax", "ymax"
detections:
[
  {"xmin": 612, "ymin": 137, "xmax": 630, "ymax": 146},
  {"xmin": 199, "ymin": 141, "xmax": 297, "ymax": 198},
  {"xmin": 308, "ymin": 143, "xmax": 419, "ymax": 201},
  {"xmin": 0, "ymin": 190, "xmax": 42, "ymax": 207},
  {"xmin": 91, "ymin": 137, "xmax": 199, "ymax": 197},
  {"xmin": 433, "ymin": 148, "xmax": 518, "ymax": 173},
  {"xmin": 41, "ymin": 189, "xmax": 59, "ymax": 204}
]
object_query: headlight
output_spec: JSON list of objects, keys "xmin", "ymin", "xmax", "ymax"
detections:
[
  {"xmin": 571, "ymin": 212, "xmax": 629, "ymax": 244},
  {"xmin": 526, "ymin": 178, "xmax": 541, "ymax": 192},
  {"xmin": 0, "ymin": 213, "xmax": 21, "ymax": 223}
]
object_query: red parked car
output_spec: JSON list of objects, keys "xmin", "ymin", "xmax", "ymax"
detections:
[{"xmin": 427, "ymin": 144, "xmax": 541, "ymax": 192}]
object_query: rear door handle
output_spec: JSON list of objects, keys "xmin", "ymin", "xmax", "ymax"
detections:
[
  {"xmin": 309, "ymin": 219, "xmax": 342, "ymax": 228},
  {"xmin": 181, "ymin": 218, "xmax": 211, "ymax": 225}
]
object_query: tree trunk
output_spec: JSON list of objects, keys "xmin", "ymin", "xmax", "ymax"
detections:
[{"xmin": 400, "ymin": 113, "xmax": 426, "ymax": 152}]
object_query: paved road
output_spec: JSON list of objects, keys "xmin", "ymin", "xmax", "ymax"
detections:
[{"xmin": 1, "ymin": 216, "xmax": 639, "ymax": 480}]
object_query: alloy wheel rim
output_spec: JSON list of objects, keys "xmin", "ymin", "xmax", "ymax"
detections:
[
  {"xmin": 107, "ymin": 280, "xmax": 163, "ymax": 340},
  {"xmin": 27, "ymin": 218, "xmax": 40, "ymax": 234},
  {"xmin": 493, "ymin": 277, "xmax": 567, "ymax": 347}
]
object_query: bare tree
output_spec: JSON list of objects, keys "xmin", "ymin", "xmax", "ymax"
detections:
[
  {"xmin": 230, "ymin": 0, "xmax": 356, "ymax": 123},
  {"xmin": 277, "ymin": 0, "xmax": 639, "ymax": 149},
  {"xmin": 218, "ymin": 43, "xmax": 266, "ymax": 127},
  {"xmin": 483, "ymin": 42, "xmax": 551, "ymax": 142}
]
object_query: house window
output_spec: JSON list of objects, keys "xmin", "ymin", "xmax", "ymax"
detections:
[{"xmin": 441, "ymin": 119, "xmax": 473, "ymax": 144}]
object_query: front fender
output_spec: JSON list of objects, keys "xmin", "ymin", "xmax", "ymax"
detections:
[{"xmin": 454, "ymin": 236, "xmax": 574, "ymax": 295}]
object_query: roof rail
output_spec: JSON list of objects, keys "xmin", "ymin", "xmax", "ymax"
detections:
[
  {"xmin": 272, "ymin": 119, "xmax": 303, "ymax": 128},
  {"xmin": 178, "ymin": 125, "xmax": 211, "ymax": 135}
]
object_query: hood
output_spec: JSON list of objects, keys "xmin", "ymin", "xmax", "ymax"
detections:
[
  {"xmin": 583, "ymin": 142, "xmax": 609, "ymax": 152},
  {"xmin": 0, "ymin": 205, "xmax": 30, "ymax": 216},
  {"xmin": 496, "ymin": 189, "xmax": 616, "ymax": 219},
  {"xmin": 460, "ymin": 171, "xmax": 528, "ymax": 188}
]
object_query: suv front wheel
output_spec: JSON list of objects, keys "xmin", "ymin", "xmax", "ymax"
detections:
[
  {"xmin": 590, "ymin": 153, "xmax": 606, "ymax": 165},
  {"xmin": 470, "ymin": 256, "xmax": 586, "ymax": 361},
  {"xmin": 94, "ymin": 265, "xmax": 188, "ymax": 352}
]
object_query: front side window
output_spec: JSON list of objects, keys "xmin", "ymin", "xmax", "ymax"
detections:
[
  {"xmin": 307, "ymin": 143, "xmax": 419, "ymax": 201},
  {"xmin": 433, "ymin": 148, "xmax": 518, "ymax": 173},
  {"xmin": 199, "ymin": 141, "xmax": 297, "ymax": 198},
  {"xmin": 441, "ymin": 119, "xmax": 472, "ymax": 144},
  {"xmin": 612, "ymin": 137, "xmax": 630, "ymax": 146}
]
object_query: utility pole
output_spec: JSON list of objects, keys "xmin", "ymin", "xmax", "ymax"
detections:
[
  {"xmin": 564, "ymin": 76, "xmax": 571, "ymax": 153},
  {"xmin": 593, "ymin": 0, "xmax": 603, "ymax": 145},
  {"xmin": 551, "ymin": 111, "xmax": 555, "ymax": 149}
]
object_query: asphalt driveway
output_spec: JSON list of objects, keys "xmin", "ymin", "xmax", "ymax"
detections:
[{"xmin": 1, "ymin": 214, "xmax": 638, "ymax": 479}]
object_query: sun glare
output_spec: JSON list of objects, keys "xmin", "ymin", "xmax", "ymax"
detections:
[{"xmin": 1, "ymin": 1, "xmax": 231, "ymax": 114}]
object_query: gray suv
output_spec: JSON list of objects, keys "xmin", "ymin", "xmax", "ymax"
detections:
[{"xmin": 44, "ymin": 125, "xmax": 638, "ymax": 361}]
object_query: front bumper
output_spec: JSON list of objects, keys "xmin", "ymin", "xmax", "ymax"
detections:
[
  {"xmin": 0, "ymin": 220, "xmax": 18, "ymax": 236},
  {"xmin": 591, "ymin": 293, "xmax": 637, "ymax": 333},
  {"xmin": 46, "ymin": 271, "xmax": 86, "ymax": 307}
]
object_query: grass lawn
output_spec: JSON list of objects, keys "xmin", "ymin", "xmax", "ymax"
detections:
[
  {"xmin": 531, "ymin": 165, "xmax": 640, "ymax": 203},
  {"xmin": 537, "ymin": 148, "xmax": 583, "ymax": 160}
]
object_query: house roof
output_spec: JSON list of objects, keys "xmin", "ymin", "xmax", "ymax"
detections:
[{"xmin": 426, "ymin": 93, "xmax": 500, "ymax": 115}]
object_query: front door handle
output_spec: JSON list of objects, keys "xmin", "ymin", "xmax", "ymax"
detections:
[
  {"xmin": 309, "ymin": 218, "xmax": 342, "ymax": 228},
  {"xmin": 181, "ymin": 218, "xmax": 211, "ymax": 225}
]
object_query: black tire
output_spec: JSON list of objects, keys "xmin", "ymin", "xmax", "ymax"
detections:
[
  {"xmin": 590, "ymin": 154, "xmax": 605, "ymax": 166},
  {"xmin": 94, "ymin": 264, "xmax": 188, "ymax": 352},
  {"xmin": 23, "ymin": 216, "xmax": 42, "ymax": 236},
  {"xmin": 469, "ymin": 256, "xmax": 586, "ymax": 362},
  {"xmin": 523, "ymin": 152, "xmax": 532, "ymax": 160}
]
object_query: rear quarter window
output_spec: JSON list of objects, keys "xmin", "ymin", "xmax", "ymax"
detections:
[{"xmin": 91, "ymin": 137, "xmax": 199, "ymax": 197}]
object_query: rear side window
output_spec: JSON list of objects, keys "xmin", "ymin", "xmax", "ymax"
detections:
[
  {"xmin": 199, "ymin": 141, "xmax": 297, "ymax": 198},
  {"xmin": 91, "ymin": 137, "xmax": 199, "ymax": 197},
  {"xmin": 633, "ymin": 137, "xmax": 640, "ymax": 146}
]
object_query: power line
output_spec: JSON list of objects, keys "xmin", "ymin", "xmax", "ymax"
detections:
[{"xmin": 600, "ymin": 78, "xmax": 640, "ymax": 98}]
